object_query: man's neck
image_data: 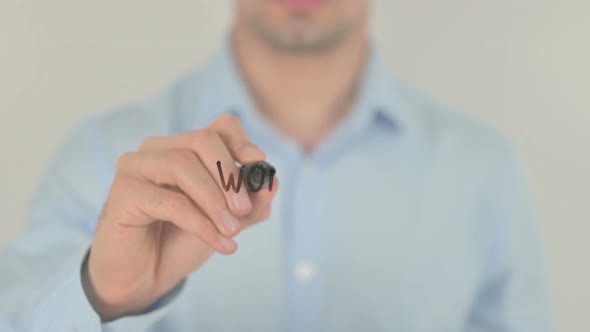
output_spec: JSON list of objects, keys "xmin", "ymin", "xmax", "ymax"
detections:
[{"xmin": 232, "ymin": 24, "xmax": 369, "ymax": 153}]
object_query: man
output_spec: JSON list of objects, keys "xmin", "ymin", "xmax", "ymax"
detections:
[{"xmin": 0, "ymin": 0, "xmax": 554, "ymax": 331}]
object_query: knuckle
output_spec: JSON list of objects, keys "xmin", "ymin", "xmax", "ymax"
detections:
[
  {"xmin": 215, "ymin": 114, "xmax": 240, "ymax": 128},
  {"xmin": 214, "ymin": 199, "xmax": 229, "ymax": 216},
  {"xmin": 116, "ymin": 152, "xmax": 136, "ymax": 171},
  {"xmin": 169, "ymin": 150, "xmax": 196, "ymax": 168},
  {"xmin": 109, "ymin": 176, "xmax": 137, "ymax": 205},
  {"xmin": 163, "ymin": 192, "xmax": 191, "ymax": 215},
  {"xmin": 233, "ymin": 140, "xmax": 251, "ymax": 152},
  {"xmin": 139, "ymin": 135, "xmax": 161, "ymax": 150},
  {"xmin": 195, "ymin": 128, "xmax": 219, "ymax": 144}
]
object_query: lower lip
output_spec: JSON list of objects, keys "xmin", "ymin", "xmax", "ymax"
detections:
[{"xmin": 280, "ymin": 0, "xmax": 324, "ymax": 11}]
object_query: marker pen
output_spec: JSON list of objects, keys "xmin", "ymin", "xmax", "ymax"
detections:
[{"xmin": 242, "ymin": 161, "xmax": 276, "ymax": 192}]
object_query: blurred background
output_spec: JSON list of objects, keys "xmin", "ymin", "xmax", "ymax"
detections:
[{"xmin": 0, "ymin": 0, "xmax": 588, "ymax": 330}]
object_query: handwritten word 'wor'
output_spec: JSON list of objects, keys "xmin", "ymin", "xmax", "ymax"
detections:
[{"xmin": 216, "ymin": 161, "xmax": 276, "ymax": 193}]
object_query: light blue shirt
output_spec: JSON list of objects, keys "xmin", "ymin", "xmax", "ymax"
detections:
[{"xmin": 0, "ymin": 39, "xmax": 554, "ymax": 331}]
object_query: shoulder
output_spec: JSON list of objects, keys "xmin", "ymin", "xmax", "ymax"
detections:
[
  {"xmin": 396, "ymin": 82, "xmax": 522, "ymax": 174},
  {"xmin": 46, "ymin": 68, "xmax": 209, "ymax": 207},
  {"xmin": 88, "ymin": 68, "xmax": 207, "ymax": 153}
]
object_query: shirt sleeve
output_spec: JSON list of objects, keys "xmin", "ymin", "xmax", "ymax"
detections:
[
  {"xmin": 465, "ymin": 143, "xmax": 556, "ymax": 332},
  {"xmin": 0, "ymin": 117, "xmax": 184, "ymax": 331}
]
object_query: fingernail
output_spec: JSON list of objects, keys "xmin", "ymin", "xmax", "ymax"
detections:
[
  {"xmin": 221, "ymin": 210, "xmax": 241, "ymax": 234},
  {"xmin": 218, "ymin": 235, "xmax": 237, "ymax": 252},
  {"xmin": 233, "ymin": 193, "xmax": 252, "ymax": 213}
]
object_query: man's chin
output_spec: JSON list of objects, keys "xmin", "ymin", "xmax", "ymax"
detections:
[
  {"xmin": 276, "ymin": 0, "xmax": 325, "ymax": 12},
  {"xmin": 261, "ymin": 33, "xmax": 347, "ymax": 54}
]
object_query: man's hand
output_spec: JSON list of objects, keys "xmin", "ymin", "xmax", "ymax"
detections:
[{"xmin": 82, "ymin": 115, "xmax": 278, "ymax": 321}]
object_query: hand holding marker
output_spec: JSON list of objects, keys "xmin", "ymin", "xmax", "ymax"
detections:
[{"xmin": 83, "ymin": 115, "xmax": 279, "ymax": 321}]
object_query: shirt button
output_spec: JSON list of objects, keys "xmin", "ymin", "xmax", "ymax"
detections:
[{"xmin": 294, "ymin": 261, "xmax": 317, "ymax": 282}]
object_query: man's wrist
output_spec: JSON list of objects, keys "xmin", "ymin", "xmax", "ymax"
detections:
[
  {"xmin": 80, "ymin": 248, "xmax": 186, "ymax": 322},
  {"xmin": 80, "ymin": 249, "xmax": 135, "ymax": 322}
]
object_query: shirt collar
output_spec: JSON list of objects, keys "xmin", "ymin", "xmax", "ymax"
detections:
[
  {"xmin": 181, "ymin": 37, "xmax": 255, "ymax": 129},
  {"xmin": 178, "ymin": 36, "xmax": 414, "ymax": 136}
]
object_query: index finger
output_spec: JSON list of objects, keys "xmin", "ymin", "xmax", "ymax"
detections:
[{"xmin": 207, "ymin": 114, "xmax": 266, "ymax": 164}]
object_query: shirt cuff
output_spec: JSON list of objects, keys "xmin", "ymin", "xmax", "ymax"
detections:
[
  {"xmin": 30, "ymin": 250, "xmax": 102, "ymax": 331},
  {"xmin": 31, "ymin": 249, "xmax": 186, "ymax": 332},
  {"xmin": 102, "ymin": 278, "xmax": 186, "ymax": 332}
]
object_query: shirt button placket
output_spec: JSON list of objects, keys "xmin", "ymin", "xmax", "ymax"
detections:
[{"xmin": 289, "ymin": 157, "xmax": 322, "ymax": 332}]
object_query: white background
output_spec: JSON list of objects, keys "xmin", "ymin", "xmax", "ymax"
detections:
[{"xmin": 1, "ymin": 1, "xmax": 588, "ymax": 330}]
